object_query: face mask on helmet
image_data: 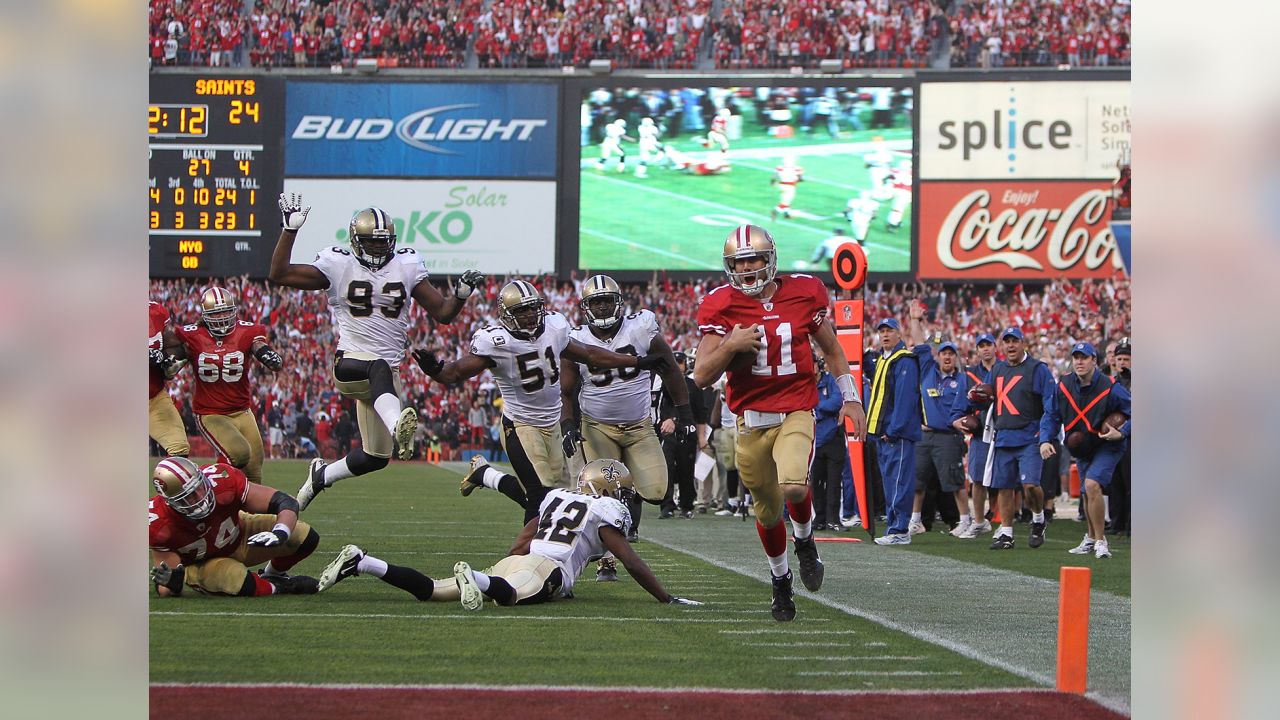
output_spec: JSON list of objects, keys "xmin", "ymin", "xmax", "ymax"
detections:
[
  {"xmin": 349, "ymin": 207, "xmax": 397, "ymax": 270},
  {"xmin": 722, "ymin": 225, "xmax": 778, "ymax": 296},
  {"xmin": 153, "ymin": 456, "xmax": 215, "ymax": 520},
  {"xmin": 580, "ymin": 274, "xmax": 624, "ymax": 330},
  {"xmin": 498, "ymin": 281, "xmax": 547, "ymax": 339},
  {"xmin": 577, "ymin": 458, "xmax": 635, "ymax": 502},
  {"xmin": 200, "ymin": 287, "xmax": 238, "ymax": 337}
]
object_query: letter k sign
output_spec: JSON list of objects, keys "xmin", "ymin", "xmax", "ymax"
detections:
[{"xmin": 995, "ymin": 375, "xmax": 1022, "ymax": 415}]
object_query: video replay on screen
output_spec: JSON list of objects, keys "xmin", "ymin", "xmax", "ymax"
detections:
[{"xmin": 577, "ymin": 85, "xmax": 913, "ymax": 275}]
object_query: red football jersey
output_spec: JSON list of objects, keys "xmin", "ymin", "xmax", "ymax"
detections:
[
  {"xmin": 149, "ymin": 302, "xmax": 170, "ymax": 398},
  {"xmin": 148, "ymin": 462, "xmax": 249, "ymax": 565},
  {"xmin": 711, "ymin": 115, "xmax": 728, "ymax": 134},
  {"xmin": 175, "ymin": 320, "xmax": 268, "ymax": 415},
  {"xmin": 697, "ymin": 274, "xmax": 829, "ymax": 414}
]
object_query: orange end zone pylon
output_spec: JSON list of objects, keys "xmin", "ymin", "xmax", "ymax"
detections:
[{"xmin": 1056, "ymin": 566, "xmax": 1092, "ymax": 694}]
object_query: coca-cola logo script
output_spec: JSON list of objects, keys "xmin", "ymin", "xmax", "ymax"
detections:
[{"xmin": 918, "ymin": 181, "xmax": 1123, "ymax": 279}]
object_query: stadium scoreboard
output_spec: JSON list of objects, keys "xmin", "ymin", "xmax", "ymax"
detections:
[{"xmin": 149, "ymin": 76, "xmax": 283, "ymax": 277}]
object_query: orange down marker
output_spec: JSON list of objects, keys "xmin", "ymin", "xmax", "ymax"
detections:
[{"xmin": 1056, "ymin": 566, "xmax": 1092, "ymax": 694}]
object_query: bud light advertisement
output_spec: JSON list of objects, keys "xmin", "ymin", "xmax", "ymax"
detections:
[{"xmin": 285, "ymin": 81, "xmax": 559, "ymax": 178}]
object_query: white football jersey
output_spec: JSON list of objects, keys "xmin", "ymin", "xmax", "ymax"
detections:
[
  {"xmin": 569, "ymin": 310, "xmax": 661, "ymax": 424},
  {"xmin": 470, "ymin": 311, "xmax": 571, "ymax": 427},
  {"xmin": 313, "ymin": 246, "xmax": 429, "ymax": 368},
  {"xmin": 530, "ymin": 488, "xmax": 631, "ymax": 597}
]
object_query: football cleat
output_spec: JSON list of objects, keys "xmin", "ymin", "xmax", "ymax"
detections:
[
  {"xmin": 1029, "ymin": 521, "xmax": 1046, "ymax": 549},
  {"xmin": 266, "ymin": 574, "xmax": 319, "ymax": 595},
  {"xmin": 626, "ymin": 528, "xmax": 639, "ymax": 543},
  {"xmin": 770, "ymin": 571, "xmax": 796, "ymax": 622},
  {"xmin": 1068, "ymin": 536, "xmax": 1096, "ymax": 555},
  {"xmin": 395, "ymin": 407, "xmax": 418, "ymax": 461},
  {"xmin": 596, "ymin": 557, "xmax": 619, "ymax": 582},
  {"xmin": 462, "ymin": 454, "xmax": 487, "ymax": 497},
  {"xmin": 318, "ymin": 544, "xmax": 364, "ymax": 592},
  {"xmin": 793, "ymin": 536, "xmax": 824, "ymax": 592},
  {"xmin": 297, "ymin": 458, "xmax": 327, "ymax": 511},
  {"xmin": 454, "ymin": 561, "xmax": 484, "ymax": 611},
  {"xmin": 989, "ymin": 534, "xmax": 1015, "ymax": 550}
]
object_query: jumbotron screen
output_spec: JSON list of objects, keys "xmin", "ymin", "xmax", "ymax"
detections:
[{"xmin": 575, "ymin": 84, "xmax": 914, "ymax": 275}]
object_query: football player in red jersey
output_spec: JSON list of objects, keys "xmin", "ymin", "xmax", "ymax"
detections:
[
  {"xmin": 692, "ymin": 225, "xmax": 867, "ymax": 621},
  {"xmin": 148, "ymin": 456, "xmax": 324, "ymax": 597},
  {"xmin": 148, "ymin": 301, "xmax": 189, "ymax": 457},
  {"xmin": 166, "ymin": 287, "xmax": 283, "ymax": 484}
]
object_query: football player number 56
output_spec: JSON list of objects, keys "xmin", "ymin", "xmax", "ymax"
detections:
[{"xmin": 751, "ymin": 322, "xmax": 798, "ymax": 377}]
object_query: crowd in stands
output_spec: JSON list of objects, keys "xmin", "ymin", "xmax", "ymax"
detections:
[
  {"xmin": 148, "ymin": 0, "xmax": 1130, "ymax": 71},
  {"xmin": 150, "ymin": 271, "xmax": 1130, "ymax": 462}
]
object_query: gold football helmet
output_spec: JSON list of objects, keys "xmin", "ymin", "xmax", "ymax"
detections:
[
  {"xmin": 498, "ymin": 280, "xmax": 546, "ymax": 339},
  {"xmin": 199, "ymin": 286, "xmax": 238, "ymax": 337},
  {"xmin": 348, "ymin": 207, "xmax": 396, "ymax": 270},
  {"xmin": 152, "ymin": 456, "xmax": 215, "ymax": 520},
  {"xmin": 722, "ymin": 224, "xmax": 777, "ymax": 296},
  {"xmin": 576, "ymin": 458, "xmax": 635, "ymax": 501},
  {"xmin": 579, "ymin": 274, "xmax": 624, "ymax": 330}
]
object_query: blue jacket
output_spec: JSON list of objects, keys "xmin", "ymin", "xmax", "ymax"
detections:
[
  {"xmin": 814, "ymin": 371, "xmax": 845, "ymax": 447},
  {"xmin": 866, "ymin": 341, "xmax": 923, "ymax": 442},
  {"xmin": 915, "ymin": 344, "xmax": 963, "ymax": 432},
  {"xmin": 1046, "ymin": 368, "xmax": 1132, "ymax": 439},
  {"xmin": 953, "ymin": 354, "xmax": 1057, "ymax": 447}
]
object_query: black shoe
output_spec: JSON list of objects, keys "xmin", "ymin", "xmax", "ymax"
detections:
[
  {"xmin": 770, "ymin": 571, "xmax": 796, "ymax": 622},
  {"xmin": 989, "ymin": 535, "xmax": 1015, "ymax": 550},
  {"xmin": 267, "ymin": 574, "xmax": 319, "ymax": 595},
  {"xmin": 596, "ymin": 557, "xmax": 618, "ymax": 582},
  {"xmin": 1029, "ymin": 521, "xmax": 1046, "ymax": 548},
  {"xmin": 680, "ymin": 510, "xmax": 694, "ymax": 519},
  {"xmin": 626, "ymin": 528, "xmax": 639, "ymax": 543},
  {"xmin": 793, "ymin": 536, "xmax": 824, "ymax": 592},
  {"xmin": 659, "ymin": 510, "xmax": 674, "ymax": 520},
  {"xmin": 1044, "ymin": 507, "xmax": 1055, "ymax": 523},
  {"xmin": 697, "ymin": 506, "xmax": 707, "ymax": 515}
]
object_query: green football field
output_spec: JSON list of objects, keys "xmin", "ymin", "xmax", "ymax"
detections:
[
  {"xmin": 149, "ymin": 459, "xmax": 1129, "ymax": 715},
  {"xmin": 578, "ymin": 121, "xmax": 913, "ymax": 274}
]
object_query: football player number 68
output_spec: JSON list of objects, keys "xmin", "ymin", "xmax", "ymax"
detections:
[{"xmin": 197, "ymin": 351, "xmax": 246, "ymax": 382}]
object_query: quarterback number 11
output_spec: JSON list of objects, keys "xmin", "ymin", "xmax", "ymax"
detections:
[{"xmin": 751, "ymin": 322, "xmax": 798, "ymax": 377}]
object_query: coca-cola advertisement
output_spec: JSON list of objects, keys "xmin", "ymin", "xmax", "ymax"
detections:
[{"xmin": 918, "ymin": 181, "xmax": 1124, "ymax": 280}]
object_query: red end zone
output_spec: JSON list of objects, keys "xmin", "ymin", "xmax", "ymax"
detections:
[{"xmin": 151, "ymin": 685, "xmax": 1127, "ymax": 719}]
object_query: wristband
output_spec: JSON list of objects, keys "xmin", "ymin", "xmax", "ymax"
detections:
[
  {"xmin": 271, "ymin": 523, "xmax": 291, "ymax": 542},
  {"xmin": 835, "ymin": 374, "xmax": 861, "ymax": 404}
]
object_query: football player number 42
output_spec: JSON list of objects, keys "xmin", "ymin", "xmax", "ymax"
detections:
[{"xmin": 752, "ymin": 322, "xmax": 798, "ymax": 377}]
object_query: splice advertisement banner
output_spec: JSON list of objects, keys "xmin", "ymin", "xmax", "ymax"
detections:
[{"xmin": 918, "ymin": 81, "xmax": 1129, "ymax": 280}]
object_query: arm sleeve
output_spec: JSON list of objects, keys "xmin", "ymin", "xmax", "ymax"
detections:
[
  {"xmin": 912, "ymin": 343, "xmax": 936, "ymax": 376},
  {"xmin": 311, "ymin": 248, "xmax": 342, "ymax": 285},
  {"xmin": 469, "ymin": 330, "xmax": 496, "ymax": 359},
  {"xmin": 696, "ymin": 292, "xmax": 728, "ymax": 337},
  {"xmin": 948, "ymin": 374, "xmax": 974, "ymax": 422},
  {"xmin": 1036, "ymin": 364, "xmax": 1059, "ymax": 444},
  {"xmin": 400, "ymin": 248, "xmax": 430, "ymax": 289}
]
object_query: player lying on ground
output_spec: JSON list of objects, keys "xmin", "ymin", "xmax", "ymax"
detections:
[
  {"xmin": 149, "ymin": 456, "xmax": 330, "ymax": 597},
  {"xmin": 317, "ymin": 459, "xmax": 701, "ymax": 608}
]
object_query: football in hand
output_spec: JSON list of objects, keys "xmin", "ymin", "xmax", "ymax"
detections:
[
  {"xmin": 955, "ymin": 414, "xmax": 980, "ymax": 435},
  {"xmin": 1102, "ymin": 411, "xmax": 1128, "ymax": 432},
  {"xmin": 967, "ymin": 383, "xmax": 994, "ymax": 404}
]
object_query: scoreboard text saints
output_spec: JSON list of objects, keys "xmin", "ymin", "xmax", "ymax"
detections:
[{"xmin": 148, "ymin": 76, "xmax": 283, "ymax": 277}]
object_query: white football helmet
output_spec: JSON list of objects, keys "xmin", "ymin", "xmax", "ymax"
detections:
[
  {"xmin": 497, "ymin": 280, "xmax": 546, "ymax": 339},
  {"xmin": 641, "ymin": 117, "xmax": 655, "ymax": 127},
  {"xmin": 717, "ymin": 107, "xmax": 732, "ymax": 119},
  {"xmin": 199, "ymin": 286, "xmax": 238, "ymax": 337},
  {"xmin": 152, "ymin": 456, "xmax": 215, "ymax": 521},
  {"xmin": 579, "ymin": 274, "xmax": 624, "ymax": 331},
  {"xmin": 348, "ymin": 207, "xmax": 396, "ymax": 270},
  {"xmin": 577, "ymin": 458, "xmax": 635, "ymax": 501},
  {"xmin": 722, "ymin": 224, "xmax": 778, "ymax": 296},
  {"xmin": 614, "ymin": 118, "xmax": 627, "ymax": 129}
]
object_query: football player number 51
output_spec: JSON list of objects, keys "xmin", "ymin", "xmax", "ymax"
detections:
[{"xmin": 751, "ymin": 322, "xmax": 797, "ymax": 377}]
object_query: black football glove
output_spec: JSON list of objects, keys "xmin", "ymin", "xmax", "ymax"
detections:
[
  {"xmin": 412, "ymin": 349, "xmax": 445, "ymax": 378},
  {"xmin": 151, "ymin": 562, "xmax": 185, "ymax": 596},
  {"xmin": 635, "ymin": 353, "xmax": 669, "ymax": 374},
  {"xmin": 148, "ymin": 347, "xmax": 168, "ymax": 367},
  {"xmin": 561, "ymin": 420, "xmax": 584, "ymax": 458},
  {"xmin": 254, "ymin": 345, "xmax": 284, "ymax": 371},
  {"xmin": 454, "ymin": 269, "xmax": 485, "ymax": 300},
  {"xmin": 675, "ymin": 404, "xmax": 697, "ymax": 444}
]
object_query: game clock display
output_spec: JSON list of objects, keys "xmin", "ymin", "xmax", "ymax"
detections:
[{"xmin": 148, "ymin": 76, "xmax": 284, "ymax": 277}]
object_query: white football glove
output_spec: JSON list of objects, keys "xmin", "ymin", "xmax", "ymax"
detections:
[
  {"xmin": 247, "ymin": 529, "xmax": 288, "ymax": 547},
  {"xmin": 454, "ymin": 269, "xmax": 485, "ymax": 300},
  {"xmin": 278, "ymin": 192, "xmax": 311, "ymax": 231},
  {"xmin": 667, "ymin": 596, "xmax": 703, "ymax": 606}
]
